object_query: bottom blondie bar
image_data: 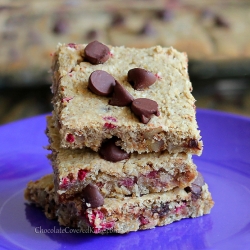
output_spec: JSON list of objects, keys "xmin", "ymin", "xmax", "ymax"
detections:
[{"xmin": 25, "ymin": 174, "xmax": 214, "ymax": 234}]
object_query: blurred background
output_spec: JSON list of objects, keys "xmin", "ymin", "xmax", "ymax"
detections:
[{"xmin": 1, "ymin": 0, "xmax": 250, "ymax": 125}]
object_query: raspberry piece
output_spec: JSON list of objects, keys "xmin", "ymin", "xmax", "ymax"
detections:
[
  {"xmin": 60, "ymin": 177, "xmax": 69, "ymax": 189},
  {"xmin": 104, "ymin": 123, "xmax": 116, "ymax": 129},
  {"xmin": 67, "ymin": 43, "xmax": 77, "ymax": 49},
  {"xmin": 99, "ymin": 221, "xmax": 115, "ymax": 231},
  {"xmin": 139, "ymin": 216, "xmax": 149, "ymax": 225},
  {"xmin": 155, "ymin": 72, "xmax": 162, "ymax": 80},
  {"xmin": 86, "ymin": 210, "xmax": 115, "ymax": 234},
  {"xmin": 66, "ymin": 134, "xmax": 75, "ymax": 143},
  {"xmin": 146, "ymin": 170, "xmax": 158, "ymax": 179},
  {"xmin": 62, "ymin": 97, "xmax": 73, "ymax": 103},
  {"xmin": 78, "ymin": 169, "xmax": 88, "ymax": 181},
  {"xmin": 119, "ymin": 177, "xmax": 135, "ymax": 188},
  {"xmin": 103, "ymin": 116, "xmax": 117, "ymax": 122},
  {"xmin": 175, "ymin": 204, "xmax": 186, "ymax": 214}
]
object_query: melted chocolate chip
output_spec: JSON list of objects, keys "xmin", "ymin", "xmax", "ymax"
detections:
[
  {"xmin": 88, "ymin": 70, "xmax": 116, "ymax": 96},
  {"xmin": 99, "ymin": 138, "xmax": 130, "ymax": 162},
  {"xmin": 109, "ymin": 81, "xmax": 134, "ymax": 106},
  {"xmin": 188, "ymin": 139, "xmax": 199, "ymax": 149},
  {"xmin": 82, "ymin": 184, "xmax": 104, "ymax": 208},
  {"xmin": 84, "ymin": 41, "xmax": 110, "ymax": 65},
  {"xmin": 128, "ymin": 68, "xmax": 156, "ymax": 90},
  {"xmin": 131, "ymin": 98, "xmax": 160, "ymax": 124}
]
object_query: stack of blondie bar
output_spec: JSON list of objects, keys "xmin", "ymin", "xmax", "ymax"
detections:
[{"xmin": 25, "ymin": 41, "xmax": 214, "ymax": 234}]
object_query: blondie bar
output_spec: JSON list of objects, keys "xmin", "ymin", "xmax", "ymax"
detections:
[
  {"xmin": 25, "ymin": 173, "xmax": 214, "ymax": 234},
  {"xmin": 46, "ymin": 116, "xmax": 197, "ymax": 200},
  {"xmin": 51, "ymin": 41, "xmax": 202, "ymax": 154}
]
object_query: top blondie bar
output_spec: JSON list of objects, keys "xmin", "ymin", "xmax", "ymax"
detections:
[{"xmin": 51, "ymin": 41, "xmax": 202, "ymax": 154}]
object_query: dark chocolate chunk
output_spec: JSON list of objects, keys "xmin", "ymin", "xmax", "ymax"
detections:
[
  {"xmin": 128, "ymin": 68, "xmax": 156, "ymax": 90},
  {"xmin": 86, "ymin": 29, "xmax": 99, "ymax": 40},
  {"xmin": 214, "ymin": 15, "xmax": 230, "ymax": 28},
  {"xmin": 84, "ymin": 41, "xmax": 110, "ymax": 65},
  {"xmin": 188, "ymin": 139, "xmax": 199, "ymax": 149},
  {"xmin": 99, "ymin": 138, "xmax": 130, "ymax": 162},
  {"xmin": 152, "ymin": 202, "xmax": 169, "ymax": 217},
  {"xmin": 193, "ymin": 172, "xmax": 205, "ymax": 187},
  {"xmin": 131, "ymin": 98, "xmax": 160, "ymax": 124},
  {"xmin": 52, "ymin": 18, "xmax": 69, "ymax": 35},
  {"xmin": 109, "ymin": 81, "xmax": 134, "ymax": 106},
  {"xmin": 88, "ymin": 70, "xmax": 116, "ymax": 96},
  {"xmin": 82, "ymin": 184, "xmax": 104, "ymax": 208},
  {"xmin": 186, "ymin": 185, "xmax": 202, "ymax": 196},
  {"xmin": 139, "ymin": 22, "xmax": 156, "ymax": 36},
  {"xmin": 157, "ymin": 9, "xmax": 174, "ymax": 22},
  {"xmin": 111, "ymin": 13, "xmax": 125, "ymax": 26},
  {"xmin": 185, "ymin": 172, "xmax": 205, "ymax": 197}
]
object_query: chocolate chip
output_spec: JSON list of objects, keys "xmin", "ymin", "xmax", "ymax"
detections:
[
  {"xmin": 99, "ymin": 138, "xmax": 130, "ymax": 162},
  {"xmin": 83, "ymin": 184, "xmax": 104, "ymax": 208},
  {"xmin": 52, "ymin": 18, "xmax": 69, "ymax": 34},
  {"xmin": 193, "ymin": 172, "xmax": 205, "ymax": 187},
  {"xmin": 88, "ymin": 70, "xmax": 116, "ymax": 96},
  {"xmin": 109, "ymin": 81, "xmax": 134, "ymax": 106},
  {"xmin": 131, "ymin": 98, "xmax": 160, "ymax": 124},
  {"xmin": 111, "ymin": 13, "xmax": 125, "ymax": 26},
  {"xmin": 139, "ymin": 22, "xmax": 156, "ymax": 36},
  {"xmin": 127, "ymin": 68, "xmax": 156, "ymax": 90},
  {"xmin": 188, "ymin": 139, "xmax": 199, "ymax": 149},
  {"xmin": 86, "ymin": 29, "xmax": 99, "ymax": 40},
  {"xmin": 187, "ymin": 185, "xmax": 202, "ymax": 196},
  {"xmin": 84, "ymin": 41, "xmax": 110, "ymax": 65},
  {"xmin": 152, "ymin": 202, "xmax": 169, "ymax": 217},
  {"xmin": 185, "ymin": 172, "xmax": 205, "ymax": 198},
  {"xmin": 157, "ymin": 9, "xmax": 174, "ymax": 22},
  {"xmin": 214, "ymin": 15, "xmax": 230, "ymax": 28}
]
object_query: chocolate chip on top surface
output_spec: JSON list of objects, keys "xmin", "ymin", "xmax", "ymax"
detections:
[
  {"xmin": 84, "ymin": 40, "xmax": 110, "ymax": 65},
  {"xmin": 128, "ymin": 68, "xmax": 156, "ymax": 90},
  {"xmin": 109, "ymin": 81, "xmax": 134, "ymax": 106},
  {"xmin": 88, "ymin": 70, "xmax": 116, "ymax": 96},
  {"xmin": 82, "ymin": 184, "xmax": 104, "ymax": 208},
  {"xmin": 131, "ymin": 98, "xmax": 160, "ymax": 124},
  {"xmin": 99, "ymin": 138, "xmax": 130, "ymax": 162}
]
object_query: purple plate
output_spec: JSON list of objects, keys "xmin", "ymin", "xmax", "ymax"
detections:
[{"xmin": 0, "ymin": 109, "xmax": 250, "ymax": 250}]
